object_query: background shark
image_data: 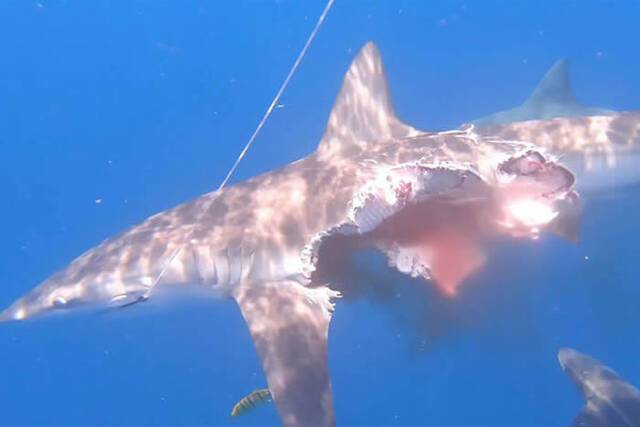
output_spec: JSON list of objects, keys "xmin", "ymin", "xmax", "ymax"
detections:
[
  {"xmin": 558, "ymin": 348, "xmax": 640, "ymax": 426},
  {"xmin": 471, "ymin": 59, "xmax": 612, "ymax": 126},
  {"xmin": 472, "ymin": 112, "xmax": 640, "ymax": 195},
  {"xmin": 0, "ymin": 43, "xmax": 578, "ymax": 427},
  {"xmin": 467, "ymin": 58, "xmax": 640, "ymax": 195},
  {"xmin": 233, "ymin": 347, "xmax": 640, "ymax": 425}
]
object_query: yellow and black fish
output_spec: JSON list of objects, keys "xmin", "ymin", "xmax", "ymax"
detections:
[{"xmin": 230, "ymin": 388, "xmax": 272, "ymax": 417}]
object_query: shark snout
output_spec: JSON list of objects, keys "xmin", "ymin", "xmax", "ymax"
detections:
[
  {"xmin": 557, "ymin": 347, "xmax": 578, "ymax": 371},
  {"xmin": 0, "ymin": 291, "xmax": 57, "ymax": 321},
  {"xmin": 0, "ymin": 284, "xmax": 70, "ymax": 322},
  {"xmin": 0, "ymin": 299, "xmax": 30, "ymax": 322}
]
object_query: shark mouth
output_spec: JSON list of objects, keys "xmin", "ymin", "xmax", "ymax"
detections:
[{"xmin": 304, "ymin": 150, "xmax": 576, "ymax": 297}]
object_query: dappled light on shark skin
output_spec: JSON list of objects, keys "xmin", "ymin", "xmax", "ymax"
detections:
[
  {"xmin": 0, "ymin": 42, "xmax": 586, "ymax": 426},
  {"xmin": 474, "ymin": 113, "xmax": 640, "ymax": 195},
  {"xmin": 469, "ymin": 57, "xmax": 640, "ymax": 196}
]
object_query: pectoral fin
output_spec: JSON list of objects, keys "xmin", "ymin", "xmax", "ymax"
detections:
[{"xmin": 234, "ymin": 281, "xmax": 339, "ymax": 427}]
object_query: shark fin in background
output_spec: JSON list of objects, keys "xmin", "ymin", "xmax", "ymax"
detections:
[
  {"xmin": 234, "ymin": 281, "xmax": 339, "ymax": 427},
  {"xmin": 558, "ymin": 348, "xmax": 640, "ymax": 427},
  {"xmin": 525, "ymin": 59, "xmax": 577, "ymax": 107},
  {"xmin": 470, "ymin": 59, "xmax": 612, "ymax": 126},
  {"xmin": 317, "ymin": 42, "xmax": 417, "ymax": 158}
]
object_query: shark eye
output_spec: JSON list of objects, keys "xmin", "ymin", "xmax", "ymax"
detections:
[{"xmin": 52, "ymin": 295, "xmax": 68, "ymax": 308}]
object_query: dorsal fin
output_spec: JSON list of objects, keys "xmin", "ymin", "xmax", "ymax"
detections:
[
  {"xmin": 525, "ymin": 59, "xmax": 578, "ymax": 106},
  {"xmin": 317, "ymin": 42, "xmax": 417, "ymax": 157}
]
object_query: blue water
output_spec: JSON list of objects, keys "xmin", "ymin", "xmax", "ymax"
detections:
[{"xmin": 1, "ymin": 1, "xmax": 639, "ymax": 426}]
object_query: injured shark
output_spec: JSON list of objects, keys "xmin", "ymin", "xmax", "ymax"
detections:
[
  {"xmin": 471, "ymin": 59, "xmax": 612, "ymax": 126},
  {"xmin": 0, "ymin": 42, "xmax": 578, "ymax": 427},
  {"xmin": 558, "ymin": 347, "xmax": 640, "ymax": 427}
]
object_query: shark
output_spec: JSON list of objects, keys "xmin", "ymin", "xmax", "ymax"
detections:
[
  {"xmin": 0, "ymin": 42, "xmax": 581, "ymax": 427},
  {"xmin": 558, "ymin": 347, "xmax": 640, "ymax": 427},
  {"xmin": 471, "ymin": 58, "xmax": 612, "ymax": 126},
  {"xmin": 471, "ymin": 111, "xmax": 640, "ymax": 195},
  {"xmin": 231, "ymin": 347, "xmax": 640, "ymax": 424},
  {"xmin": 468, "ymin": 59, "xmax": 640, "ymax": 194}
]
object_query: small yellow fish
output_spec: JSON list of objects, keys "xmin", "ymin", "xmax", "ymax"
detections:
[{"xmin": 230, "ymin": 388, "xmax": 272, "ymax": 417}]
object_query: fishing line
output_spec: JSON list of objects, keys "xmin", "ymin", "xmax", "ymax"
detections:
[
  {"xmin": 219, "ymin": 0, "xmax": 336, "ymax": 190},
  {"xmin": 133, "ymin": 0, "xmax": 337, "ymax": 305}
]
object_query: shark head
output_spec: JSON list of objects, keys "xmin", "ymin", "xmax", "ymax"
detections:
[
  {"xmin": 0, "ymin": 220, "xmax": 184, "ymax": 322},
  {"xmin": 558, "ymin": 347, "xmax": 640, "ymax": 426},
  {"xmin": 0, "ymin": 253, "xmax": 151, "ymax": 322},
  {"xmin": 558, "ymin": 347, "xmax": 604, "ymax": 396}
]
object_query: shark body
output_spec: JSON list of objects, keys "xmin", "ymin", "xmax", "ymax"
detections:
[
  {"xmin": 471, "ymin": 59, "xmax": 612, "ymax": 126},
  {"xmin": 468, "ymin": 59, "xmax": 640, "ymax": 193},
  {"xmin": 473, "ymin": 112, "xmax": 640, "ymax": 194},
  {"xmin": 0, "ymin": 43, "xmax": 600, "ymax": 427},
  {"xmin": 559, "ymin": 348, "xmax": 640, "ymax": 427}
]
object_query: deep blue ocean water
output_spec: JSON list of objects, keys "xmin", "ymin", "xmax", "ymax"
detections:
[{"xmin": 0, "ymin": 1, "xmax": 639, "ymax": 426}]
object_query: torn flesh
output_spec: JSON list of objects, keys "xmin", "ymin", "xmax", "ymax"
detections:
[{"xmin": 306, "ymin": 150, "xmax": 576, "ymax": 297}]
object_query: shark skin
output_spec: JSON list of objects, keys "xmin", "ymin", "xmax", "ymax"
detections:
[
  {"xmin": 472, "ymin": 112, "xmax": 640, "ymax": 195},
  {"xmin": 558, "ymin": 348, "xmax": 640, "ymax": 427},
  {"xmin": 471, "ymin": 59, "xmax": 613, "ymax": 126},
  {"xmin": 0, "ymin": 43, "xmax": 579, "ymax": 427},
  {"xmin": 468, "ymin": 58, "xmax": 640, "ymax": 194}
]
